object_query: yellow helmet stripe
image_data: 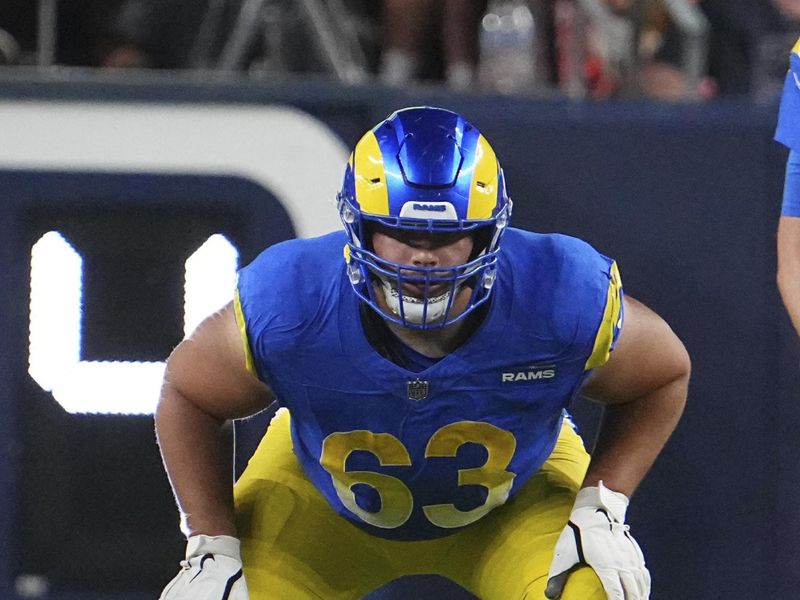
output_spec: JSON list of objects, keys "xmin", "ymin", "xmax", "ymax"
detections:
[
  {"xmin": 585, "ymin": 261, "xmax": 623, "ymax": 370},
  {"xmin": 793, "ymin": 36, "xmax": 800, "ymax": 56},
  {"xmin": 234, "ymin": 288, "xmax": 258, "ymax": 377},
  {"xmin": 353, "ymin": 130, "xmax": 390, "ymax": 216},
  {"xmin": 467, "ymin": 134, "xmax": 499, "ymax": 220}
]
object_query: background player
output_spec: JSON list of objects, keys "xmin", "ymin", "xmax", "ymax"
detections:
[
  {"xmin": 156, "ymin": 106, "xmax": 690, "ymax": 600},
  {"xmin": 776, "ymin": 37, "xmax": 800, "ymax": 337}
]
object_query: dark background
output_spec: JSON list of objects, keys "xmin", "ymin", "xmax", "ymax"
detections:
[{"xmin": 0, "ymin": 73, "xmax": 797, "ymax": 599}]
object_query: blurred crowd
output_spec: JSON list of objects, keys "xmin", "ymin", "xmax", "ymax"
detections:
[{"xmin": 0, "ymin": 0, "xmax": 798, "ymax": 102}]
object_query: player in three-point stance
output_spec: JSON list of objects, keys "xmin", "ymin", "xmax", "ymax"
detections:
[{"xmin": 157, "ymin": 106, "xmax": 690, "ymax": 600}]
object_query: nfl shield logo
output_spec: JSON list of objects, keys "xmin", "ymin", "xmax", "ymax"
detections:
[{"xmin": 407, "ymin": 379, "xmax": 429, "ymax": 401}]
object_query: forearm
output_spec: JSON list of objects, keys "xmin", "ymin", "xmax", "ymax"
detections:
[
  {"xmin": 778, "ymin": 269, "xmax": 800, "ymax": 335},
  {"xmin": 777, "ymin": 216, "xmax": 800, "ymax": 336},
  {"xmin": 155, "ymin": 384, "xmax": 237, "ymax": 537},
  {"xmin": 583, "ymin": 372, "xmax": 688, "ymax": 497}
]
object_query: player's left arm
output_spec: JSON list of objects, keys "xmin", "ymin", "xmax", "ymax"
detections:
[
  {"xmin": 546, "ymin": 294, "xmax": 688, "ymax": 599},
  {"xmin": 580, "ymin": 294, "xmax": 691, "ymax": 496}
]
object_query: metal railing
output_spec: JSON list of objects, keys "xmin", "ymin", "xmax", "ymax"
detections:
[
  {"xmin": 661, "ymin": 0, "xmax": 710, "ymax": 99},
  {"xmin": 29, "ymin": 0, "xmax": 370, "ymax": 82},
  {"xmin": 36, "ymin": 0, "xmax": 58, "ymax": 67},
  {"xmin": 217, "ymin": 0, "xmax": 369, "ymax": 82}
]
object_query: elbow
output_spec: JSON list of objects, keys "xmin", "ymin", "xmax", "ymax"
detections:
[
  {"xmin": 662, "ymin": 333, "xmax": 691, "ymax": 418},
  {"xmin": 154, "ymin": 377, "xmax": 179, "ymax": 435},
  {"xmin": 677, "ymin": 339, "xmax": 692, "ymax": 383},
  {"xmin": 154, "ymin": 371, "xmax": 201, "ymax": 432},
  {"xmin": 155, "ymin": 372, "xmax": 228, "ymax": 434}
]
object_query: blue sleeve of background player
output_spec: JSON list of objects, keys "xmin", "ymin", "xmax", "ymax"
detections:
[
  {"xmin": 776, "ymin": 39, "xmax": 800, "ymax": 217},
  {"xmin": 776, "ymin": 39, "xmax": 800, "ymax": 151}
]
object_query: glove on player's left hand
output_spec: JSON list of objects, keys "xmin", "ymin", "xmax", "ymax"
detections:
[
  {"xmin": 545, "ymin": 481, "xmax": 650, "ymax": 600},
  {"xmin": 159, "ymin": 534, "xmax": 248, "ymax": 600}
]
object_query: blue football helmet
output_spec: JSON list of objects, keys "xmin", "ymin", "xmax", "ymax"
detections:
[{"xmin": 337, "ymin": 106, "xmax": 512, "ymax": 329}]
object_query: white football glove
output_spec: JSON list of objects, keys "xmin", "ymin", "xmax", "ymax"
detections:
[
  {"xmin": 545, "ymin": 481, "xmax": 651, "ymax": 600},
  {"xmin": 160, "ymin": 534, "xmax": 249, "ymax": 600}
]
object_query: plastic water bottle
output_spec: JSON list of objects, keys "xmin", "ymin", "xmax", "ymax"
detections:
[{"xmin": 478, "ymin": 0, "xmax": 537, "ymax": 94}]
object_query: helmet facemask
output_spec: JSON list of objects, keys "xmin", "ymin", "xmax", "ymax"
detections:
[{"xmin": 340, "ymin": 196, "xmax": 511, "ymax": 330}]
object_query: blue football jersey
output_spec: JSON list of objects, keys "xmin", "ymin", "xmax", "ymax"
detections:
[
  {"xmin": 776, "ymin": 37, "xmax": 800, "ymax": 151},
  {"xmin": 236, "ymin": 228, "xmax": 622, "ymax": 540}
]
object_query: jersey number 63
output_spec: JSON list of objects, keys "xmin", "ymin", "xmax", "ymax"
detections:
[{"xmin": 320, "ymin": 420, "xmax": 517, "ymax": 529}]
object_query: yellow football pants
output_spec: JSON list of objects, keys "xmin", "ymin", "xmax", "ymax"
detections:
[{"xmin": 234, "ymin": 409, "xmax": 604, "ymax": 599}]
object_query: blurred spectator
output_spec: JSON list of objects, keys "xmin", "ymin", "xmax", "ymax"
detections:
[
  {"xmin": 102, "ymin": 0, "xmax": 380, "ymax": 76},
  {"xmin": 102, "ymin": 0, "xmax": 219, "ymax": 69},
  {"xmin": 0, "ymin": 26, "xmax": 21, "ymax": 65},
  {"xmin": 638, "ymin": 1, "xmax": 715, "ymax": 101},
  {"xmin": 702, "ymin": 0, "xmax": 799, "ymax": 97},
  {"xmin": 379, "ymin": 0, "xmax": 488, "ymax": 90},
  {"xmin": 545, "ymin": 0, "xmax": 648, "ymax": 99},
  {"xmin": 640, "ymin": 0, "xmax": 800, "ymax": 101},
  {"xmin": 0, "ymin": 0, "xmax": 126, "ymax": 67},
  {"xmin": 0, "ymin": 0, "xmax": 35, "ymax": 65},
  {"xmin": 61, "ymin": 1, "xmax": 126, "ymax": 66},
  {"xmin": 5, "ymin": 0, "xmax": 794, "ymax": 106}
]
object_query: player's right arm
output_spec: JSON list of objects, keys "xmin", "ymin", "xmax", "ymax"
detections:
[
  {"xmin": 155, "ymin": 301, "xmax": 273, "ymax": 538},
  {"xmin": 775, "ymin": 40, "xmax": 800, "ymax": 337},
  {"xmin": 156, "ymin": 301, "xmax": 271, "ymax": 599}
]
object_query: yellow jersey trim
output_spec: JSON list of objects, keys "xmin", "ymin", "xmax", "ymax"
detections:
[
  {"xmin": 234, "ymin": 288, "xmax": 258, "ymax": 377},
  {"xmin": 584, "ymin": 261, "xmax": 622, "ymax": 370},
  {"xmin": 792, "ymin": 37, "xmax": 800, "ymax": 56}
]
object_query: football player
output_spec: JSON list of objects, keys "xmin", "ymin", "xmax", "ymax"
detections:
[
  {"xmin": 157, "ymin": 106, "xmax": 690, "ymax": 600},
  {"xmin": 776, "ymin": 37, "xmax": 800, "ymax": 337}
]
